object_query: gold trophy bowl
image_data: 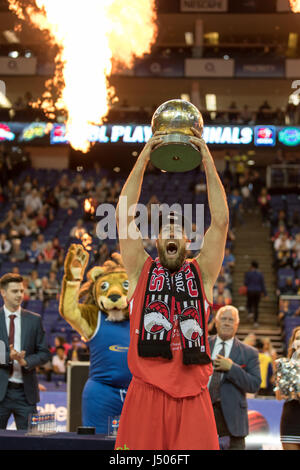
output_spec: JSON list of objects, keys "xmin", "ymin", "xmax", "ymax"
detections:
[{"xmin": 150, "ymin": 99, "xmax": 204, "ymax": 172}]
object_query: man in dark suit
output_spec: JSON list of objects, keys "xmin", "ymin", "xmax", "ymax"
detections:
[
  {"xmin": 208, "ymin": 305, "xmax": 261, "ymax": 450},
  {"xmin": 0, "ymin": 273, "xmax": 51, "ymax": 429}
]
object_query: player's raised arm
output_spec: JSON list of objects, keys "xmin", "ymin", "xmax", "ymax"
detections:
[
  {"xmin": 190, "ymin": 128, "xmax": 229, "ymax": 298},
  {"xmin": 116, "ymin": 133, "xmax": 163, "ymax": 288}
]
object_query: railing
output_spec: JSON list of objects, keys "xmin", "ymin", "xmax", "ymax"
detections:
[{"xmin": 266, "ymin": 165, "xmax": 300, "ymax": 189}]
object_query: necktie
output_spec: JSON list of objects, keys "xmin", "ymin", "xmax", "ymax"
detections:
[
  {"xmin": 9, "ymin": 314, "xmax": 16, "ymax": 347},
  {"xmin": 209, "ymin": 341, "xmax": 226, "ymax": 404},
  {"xmin": 9, "ymin": 314, "xmax": 16, "ymax": 376}
]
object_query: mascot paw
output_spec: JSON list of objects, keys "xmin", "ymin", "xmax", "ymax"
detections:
[{"xmin": 64, "ymin": 243, "xmax": 89, "ymax": 282}]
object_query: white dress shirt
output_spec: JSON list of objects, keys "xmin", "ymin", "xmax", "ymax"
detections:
[
  {"xmin": 208, "ymin": 335, "xmax": 234, "ymax": 388},
  {"xmin": 4, "ymin": 305, "xmax": 23, "ymax": 383}
]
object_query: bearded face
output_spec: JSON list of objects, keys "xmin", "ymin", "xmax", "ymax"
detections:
[{"xmin": 156, "ymin": 224, "xmax": 188, "ymax": 272}]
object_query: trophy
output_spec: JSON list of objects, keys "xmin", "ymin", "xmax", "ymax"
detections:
[{"xmin": 150, "ymin": 99, "xmax": 204, "ymax": 172}]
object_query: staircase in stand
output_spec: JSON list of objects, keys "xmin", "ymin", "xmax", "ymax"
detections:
[{"xmin": 231, "ymin": 210, "xmax": 283, "ymax": 355}]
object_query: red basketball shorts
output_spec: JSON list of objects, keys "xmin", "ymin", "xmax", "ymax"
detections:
[{"xmin": 114, "ymin": 377, "xmax": 219, "ymax": 450}]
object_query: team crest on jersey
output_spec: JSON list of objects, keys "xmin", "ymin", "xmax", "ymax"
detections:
[
  {"xmin": 144, "ymin": 300, "xmax": 173, "ymax": 335},
  {"xmin": 179, "ymin": 306, "xmax": 203, "ymax": 342}
]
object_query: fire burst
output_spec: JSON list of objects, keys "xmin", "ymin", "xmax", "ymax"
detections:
[
  {"xmin": 8, "ymin": 0, "xmax": 158, "ymax": 153},
  {"xmin": 290, "ymin": 0, "xmax": 300, "ymax": 12}
]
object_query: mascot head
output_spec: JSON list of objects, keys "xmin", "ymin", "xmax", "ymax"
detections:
[{"xmin": 79, "ymin": 253, "xmax": 129, "ymax": 322}]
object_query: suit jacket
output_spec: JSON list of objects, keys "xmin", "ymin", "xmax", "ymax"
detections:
[
  {"xmin": 0, "ymin": 308, "xmax": 51, "ymax": 405},
  {"xmin": 208, "ymin": 335, "xmax": 261, "ymax": 437}
]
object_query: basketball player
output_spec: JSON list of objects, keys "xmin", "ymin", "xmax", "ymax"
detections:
[{"xmin": 115, "ymin": 128, "xmax": 229, "ymax": 450}]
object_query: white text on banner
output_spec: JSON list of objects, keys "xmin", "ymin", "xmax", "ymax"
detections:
[
  {"xmin": 185, "ymin": 58, "xmax": 234, "ymax": 77},
  {"xmin": 0, "ymin": 57, "xmax": 37, "ymax": 76},
  {"xmin": 180, "ymin": 0, "xmax": 228, "ymax": 12}
]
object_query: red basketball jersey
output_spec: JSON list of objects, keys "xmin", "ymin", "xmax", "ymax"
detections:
[{"xmin": 127, "ymin": 256, "xmax": 213, "ymax": 398}]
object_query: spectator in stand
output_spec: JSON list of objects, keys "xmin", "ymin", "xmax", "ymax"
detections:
[
  {"xmin": 36, "ymin": 209, "xmax": 48, "ymax": 230},
  {"xmin": 271, "ymin": 210, "xmax": 288, "ymax": 233},
  {"xmin": 59, "ymin": 190, "xmax": 79, "ymax": 210},
  {"xmin": 273, "ymin": 224, "xmax": 289, "ymax": 242},
  {"xmin": 9, "ymin": 238, "xmax": 26, "ymax": 263},
  {"xmin": 244, "ymin": 261, "xmax": 267, "ymax": 328},
  {"xmin": 279, "ymin": 278, "xmax": 297, "ymax": 295},
  {"xmin": 28, "ymin": 270, "xmax": 42, "ymax": 299},
  {"xmin": 66, "ymin": 336, "xmax": 89, "ymax": 362},
  {"xmin": 52, "ymin": 346, "xmax": 67, "ymax": 380},
  {"xmin": 50, "ymin": 336, "xmax": 71, "ymax": 355},
  {"xmin": 0, "ymin": 210, "xmax": 14, "ymax": 231},
  {"xmin": 212, "ymin": 294, "xmax": 226, "ymax": 315},
  {"xmin": 71, "ymin": 174, "xmax": 86, "ymax": 195},
  {"xmin": 262, "ymin": 337, "xmax": 277, "ymax": 363},
  {"xmin": 250, "ymin": 171, "xmax": 264, "ymax": 202},
  {"xmin": 93, "ymin": 242, "xmax": 110, "ymax": 266},
  {"xmin": 278, "ymin": 299, "xmax": 297, "ymax": 324},
  {"xmin": 39, "ymin": 241, "xmax": 56, "ymax": 263},
  {"xmin": 47, "ymin": 271, "xmax": 59, "ymax": 297},
  {"xmin": 255, "ymin": 338, "xmax": 274, "ymax": 397},
  {"xmin": 0, "ymin": 234, "xmax": 11, "ymax": 258},
  {"xmin": 39, "ymin": 277, "xmax": 56, "ymax": 301},
  {"xmin": 51, "ymin": 251, "xmax": 65, "ymax": 273},
  {"xmin": 36, "ymin": 234, "xmax": 47, "ymax": 254},
  {"xmin": 27, "ymin": 240, "xmax": 40, "ymax": 264},
  {"xmin": 217, "ymin": 266, "xmax": 232, "ymax": 292},
  {"xmin": 240, "ymin": 105, "xmax": 253, "ymax": 125},
  {"xmin": 228, "ymin": 188, "xmax": 243, "ymax": 226},
  {"xmin": 58, "ymin": 173, "xmax": 71, "ymax": 192},
  {"xmin": 213, "ymin": 281, "xmax": 232, "ymax": 305},
  {"xmin": 70, "ymin": 218, "xmax": 87, "ymax": 239},
  {"xmin": 257, "ymin": 187, "xmax": 271, "ymax": 224},
  {"xmin": 292, "ymin": 233, "xmax": 300, "ymax": 269},
  {"xmin": 243, "ymin": 333, "xmax": 257, "ymax": 347},
  {"xmin": 22, "ymin": 277, "xmax": 31, "ymax": 302},
  {"xmin": 274, "ymin": 233, "xmax": 293, "ymax": 268},
  {"xmin": 10, "ymin": 216, "xmax": 31, "ymax": 238},
  {"xmin": 222, "ymin": 247, "xmax": 235, "ymax": 272},
  {"xmin": 24, "ymin": 189, "xmax": 43, "ymax": 215}
]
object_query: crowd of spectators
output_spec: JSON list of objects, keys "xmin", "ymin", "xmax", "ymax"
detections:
[
  {"xmin": 1, "ymin": 92, "xmax": 299, "ymax": 127},
  {"xmin": 261, "ymin": 188, "xmax": 300, "ymax": 351},
  {"xmin": 38, "ymin": 335, "xmax": 90, "ymax": 385}
]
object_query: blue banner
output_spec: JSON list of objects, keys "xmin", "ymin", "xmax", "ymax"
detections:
[
  {"xmin": 235, "ymin": 59, "xmax": 285, "ymax": 78},
  {"xmin": 228, "ymin": 0, "xmax": 277, "ymax": 13},
  {"xmin": 7, "ymin": 392, "xmax": 283, "ymax": 449},
  {"xmin": 2, "ymin": 121, "xmax": 300, "ymax": 148}
]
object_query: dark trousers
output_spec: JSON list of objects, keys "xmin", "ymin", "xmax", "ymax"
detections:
[
  {"xmin": 213, "ymin": 402, "xmax": 246, "ymax": 450},
  {"xmin": 0, "ymin": 384, "xmax": 37, "ymax": 430},
  {"xmin": 246, "ymin": 291, "xmax": 261, "ymax": 322}
]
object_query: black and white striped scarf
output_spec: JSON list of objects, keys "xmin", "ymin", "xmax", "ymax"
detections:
[{"xmin": 138, "ymin": 258, "xmax": 211, "ymax": 365}]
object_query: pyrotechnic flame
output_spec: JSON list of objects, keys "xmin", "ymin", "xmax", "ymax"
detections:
[
  {"xmin": 8, "ymin": 0, "xmax": 158, "ymax": 153},
  {"xmin": 290, "ymin": 0, "xmax": 300, "ymax": 12},
  {"xmin": 81, "ymin": 232, "xmax": 93, "ymax": 251},
  {"xmin": 84, "ymin": 198, "xmax": 95, "ymax": 215}
]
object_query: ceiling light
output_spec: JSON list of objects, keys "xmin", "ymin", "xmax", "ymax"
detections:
[
  {"xmin": 3, "ymin": 30, "xmax": 20, "ymax": 44},
  {"xmin": 206, "ymin": 94, "xmax": 217, "ymax": 112},
  {"xmin": 185, "ymin": 32, "xmax": 194, "ymax": 46},
  {"xmin": 8, "ymin": 50, "xmax": 19, "ymax": 59}
]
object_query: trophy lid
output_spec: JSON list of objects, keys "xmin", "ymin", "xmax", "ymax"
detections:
[{"xmin": 151, "ymin": 99, "xmax": 203, "ymax": 136}]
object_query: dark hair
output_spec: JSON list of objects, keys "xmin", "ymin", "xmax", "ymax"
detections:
[
  {"xmin": 251, "ymin": 261, "xmax": 259, "ymax": 269},
  {"xmin": 288, "ymin": 326, "xmax": 300, "ymax": 359},
  {"xmin": 255, "ymin": 338, "xmax": 264, "ymax": 350},
  {"xmin": 0, "ymin": 273, "xmax": 23, "ymax": 290},
  {"xmin": 56, "ymin": 346, "xmax": 65, "ymax": 352}
]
